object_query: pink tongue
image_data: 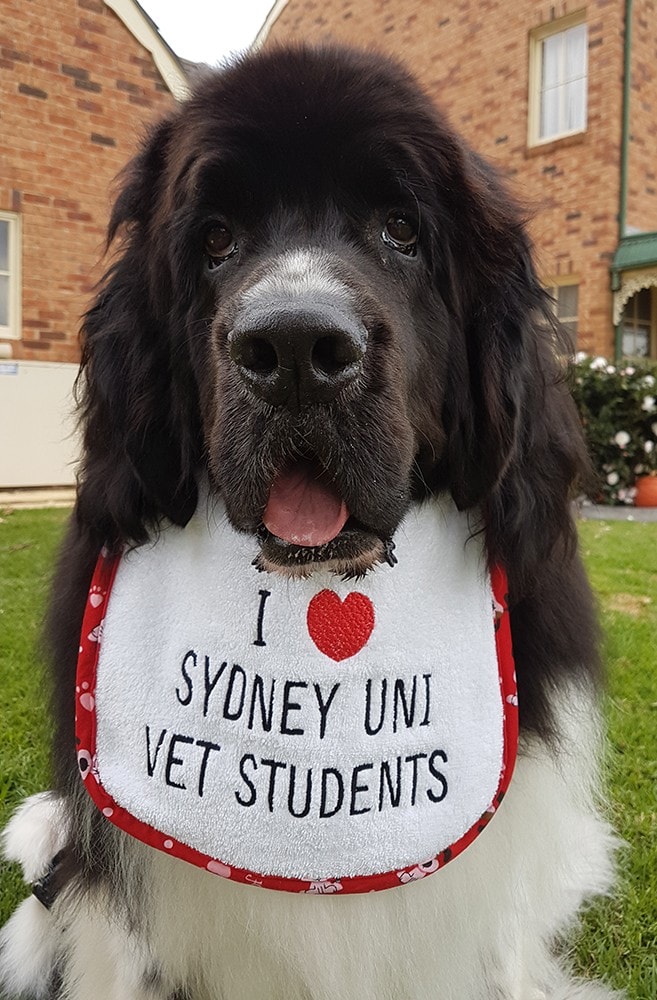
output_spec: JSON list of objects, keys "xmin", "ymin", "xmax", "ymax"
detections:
[{"xmin": 263, "ymin": 463, "xmax": 349, "ymax": 547}]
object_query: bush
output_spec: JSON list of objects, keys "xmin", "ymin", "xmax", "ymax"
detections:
[{"xmin": 569, "ymin": 356, "xmax": 657, "ymax": 504}]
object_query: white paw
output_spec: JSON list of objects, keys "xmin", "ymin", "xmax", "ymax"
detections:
[{"xmin": 2, "ymin": 791, "xmax": 70, "ymax": 882}]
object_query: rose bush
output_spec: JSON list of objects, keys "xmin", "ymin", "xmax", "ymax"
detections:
[{"xmin": 569, "ymin": 356, "xmax": 657, "ymax": 504}]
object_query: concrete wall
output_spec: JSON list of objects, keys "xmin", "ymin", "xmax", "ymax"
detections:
[{"xmin": 0, "ymin": 360, "xmax": 79, "ymax": 487}]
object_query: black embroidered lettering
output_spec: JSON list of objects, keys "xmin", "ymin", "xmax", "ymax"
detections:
[
  {"xmin": 253, "ymin": 589, "xmax": 271, "ymax": 647},
  {"xmin": 145, "ymin": 726, "xmax": 167, "ymax": 777},
  {"xmin": 378, "ymin": 756, "xmax": 402, "ymax": 810},
  {"xmin": 235, "ymin": 754, "xmax": 257, "ymax": 807},
  {"xmin": 287, "ymin": 765, "xmax": 313, "ymax": 818},
  {"xmin": 261, "ymin": 758, "xmax": 287, "ymax": 812},
  {"xmin": 313, "ymin": 682, "xmax": 340, "ymax": 739},
  {"xmin": 393, "ymin": 676, "xmax": 417, "ymax": 732},
  {"xmin": 196, "ymin": 739, "xmax": 221, "ymax": 797},
  {"xmin": 427, "ymin": 749, "xmax": 449, "ymax": 803},
  {"xmin": 350, "ymin": 762, "xmax": 373, "ymax": 816},
  {"xmin": 420, "ymin": 673, "xmax": 432, "ymax": 727},
  {"xmin": 364, "ymin": 678, "xmax": 386, "ymax": 736},
  {"xmin": 203, "ymin": 658, "xmax": 227, "ymax": 718},
  {"xmin": 404, "ymin": 752, "xmax": 428, "ymax": 806},
  {"xmin": 280, "ymin": 681, "xmax": 307, "ymax": 736},
  {"xmin": 165, "ymin": 734, "xmax": 193, "ymax": 790},
  {"xmin": 176, "ymin": 650, "xmax": 195, "ymax": 706},
  {"xmin": 247, "ymin": 673, "xmax": 275, "ymax": 732},
  {"xmin": 223, "ymin": 664, "xmax": 247, "ymax": 721},
  {"xmin": 319, "ymin": 767, "xmax": 344, "ymax": 818}
]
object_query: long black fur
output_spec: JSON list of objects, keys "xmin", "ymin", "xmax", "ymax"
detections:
[{"xmin": 47, "ymin": 43, "xmax": 598, "ymax": 819}]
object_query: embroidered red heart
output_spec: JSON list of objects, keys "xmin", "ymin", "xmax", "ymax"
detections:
[{"xmin": 307, "ymin": 590, "xmax": 375, "ymax": 661}]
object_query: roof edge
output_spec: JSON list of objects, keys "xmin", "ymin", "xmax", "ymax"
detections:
[
  {"xmin": 104, "ymin": 0, "xmax": 190, "ymax": 100},
  {"xmin": 252, "ymin": 0, "xmax": 290, "ymax": 50}
]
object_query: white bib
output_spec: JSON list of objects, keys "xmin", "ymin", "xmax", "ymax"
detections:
[{"xmin": 76, "ymin": 494, "xmax": 517, "ymax": 894}]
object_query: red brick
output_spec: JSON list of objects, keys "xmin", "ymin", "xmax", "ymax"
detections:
[
  {"xmin": 266, "ymin": 0, "xmax": 629, "ymax": 356},
  {"xmin": 1, "ymin": 0, "xmax": 178, "ymax": 362}
]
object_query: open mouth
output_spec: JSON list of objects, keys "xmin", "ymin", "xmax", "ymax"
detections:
[{"xmin": 254, "ymin": 459, "xmax": 397, "ymax": 578}]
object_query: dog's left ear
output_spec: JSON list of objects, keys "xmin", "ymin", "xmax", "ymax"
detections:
[
  {"xmin": 438, "ymin": 150, "xmax": 542, "ymax": 509},
  {"xmin": 440, "ymin": 150, "xmax": 583, "ymax": 492},
  {"xmin": 438, "ymin": 147, "xmax": 589, "ymax": 572}
]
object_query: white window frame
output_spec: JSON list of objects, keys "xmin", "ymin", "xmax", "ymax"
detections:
[
  {"xmin": 528, "ymin": 12, "xmax": 588, "ymax": 147},
  {"xmin": 0, "ymin": 211, "xmax": 21, "ymax": 340},
  {"xmin": 546, "ymin": 277, "xmax": 580, "ymax": 345}
]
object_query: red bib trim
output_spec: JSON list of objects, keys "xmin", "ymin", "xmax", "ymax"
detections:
[{"xmin": 76, "ymin": 498, "xmax": 517, "ymax": 894}]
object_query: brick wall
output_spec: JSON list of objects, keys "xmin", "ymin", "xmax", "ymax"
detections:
[
  {"xmin": 0, "ymin": 0, "xmax": 177, "ymax": 363},
  {"xmin": 626, "ymin": 0, "xmax": 657, "ymax": 235},
  {"xmin": 266, "ymin": 0, "xmax": 626, "ymax": 356}
]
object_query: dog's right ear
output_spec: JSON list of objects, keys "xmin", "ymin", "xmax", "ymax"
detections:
[{"xmin": 76, "ymin": 116, "xmax": 200, "ymax": 547}]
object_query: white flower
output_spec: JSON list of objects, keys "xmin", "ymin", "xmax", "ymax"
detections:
[
  {"xmin": 634, "ymin": 464, "xmax": 646, "ymax": 475},
  {"xmin": 606, "ymin": 472, "xmax": 620, "ymax": 485},
  {"xmin": 575, "ymin": 351, "xmax": 588, "ymax": 363},
  {"xmin": 642, "ymin": 395, "xmax": 656, "ymax": 411},
  {"xmin": 645, "ymin": 440, "xmax": 655, "ymax": 454},
  {"xmin": 643, "ymin": 375, "xmax": 655, "ymax": 387},
  {"xmin": 590, "ymin": 356, "xmax": 608, "ymax": 370},
  {"xmin": 614, "ymin": 431, "xmax": 631, "ymax": 447},
  {"xmin": 622, "ymin": 366, "xmax": 636, "ymax": 376},
  {"xmin": 606, "ymin": 365, "xmax": 616, "ymax": 374}
]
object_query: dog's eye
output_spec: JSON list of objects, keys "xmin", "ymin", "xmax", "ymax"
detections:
[
  {"xmin": 205, "ymin": 224, "xmax": 238, "ymax": 266},
  {"xmin": 382, "ymin": 214, "xmax": 418, "ymax": 256}
]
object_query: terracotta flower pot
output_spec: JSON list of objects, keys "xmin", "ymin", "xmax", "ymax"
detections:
[{"xmin": 634, "ymin": 474, "xmax": 657, "ymax": 507}]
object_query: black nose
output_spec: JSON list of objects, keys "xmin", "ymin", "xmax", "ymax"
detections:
[{"xmin": 228, "ymin": 303, "xmax": 367, "ymax": 407}]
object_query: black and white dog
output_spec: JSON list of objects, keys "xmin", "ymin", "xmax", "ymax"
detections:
[{"xmin": 1, "ymin": 45, "xmax": 618, "ymax": 1000}]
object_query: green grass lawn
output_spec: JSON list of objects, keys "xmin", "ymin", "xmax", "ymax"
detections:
[{"xmin": 0, "ymin": 509, "xmax": 655, "ymax": 996}]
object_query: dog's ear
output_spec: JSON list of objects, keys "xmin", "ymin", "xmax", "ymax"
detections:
[
  {"xmin": 439, "ymin": 148, "xmax": 590, "ymax": 576},
  {"xmin": 76, "ymin": 117, "xmax": 200, "ymax": 546},
  {"xmin": 439, "ymin": 151, "xmax": 542, "ymax": 509}
]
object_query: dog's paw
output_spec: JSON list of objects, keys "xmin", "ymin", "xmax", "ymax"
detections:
[
  {"xmin": 0, "ymin": 895, "xmax": 59, "ymax": 998},
  {"xmin": 2, "ymin": 791, "xmax": 70, "ymax": 883}
]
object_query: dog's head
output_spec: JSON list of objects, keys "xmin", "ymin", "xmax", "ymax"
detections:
[{"xmin": 77, "ymin": 45, "xmax": 588, "ymax": 582}]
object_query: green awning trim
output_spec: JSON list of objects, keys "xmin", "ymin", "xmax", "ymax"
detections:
[{"xmin": 612, "ymin": 232, "xmax": 657, "ymax": 273}]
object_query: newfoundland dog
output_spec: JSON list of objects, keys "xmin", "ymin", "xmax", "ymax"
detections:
[{"xmin": 0, "ymin": 45, "xmax": 617, "ymax": 1000}]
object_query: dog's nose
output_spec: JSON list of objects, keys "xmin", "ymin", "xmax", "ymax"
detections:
[{"xmin": 228, "ymin": 304, "xmax": 367, "ymax": 407}]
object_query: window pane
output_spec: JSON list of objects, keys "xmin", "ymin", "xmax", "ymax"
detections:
[
  {"xmin": 636, "ymin": 287, "xmax": 652, "ymax": 321},
  {"xmin": 542, "ymin": 34, "xmax": 561, "ymax": 89},
  {"xmin": 540, "ymin": 87, "xmax": 560, "ymax": 138},
  {"xmin": 0, "ymin": 273, "xmax": 8, "ymax": 326},
  {"xmin": 565, "ymin": 24, "xmax": 587, "ymax": 81},
  {"xmin": 557, "ymin": 284, "xmax": 578, "ymax": 318},
  {"xmin": 0, "ymin": 221, "xmax": 8, "ymax": 273},
  {"xmin": 622, "ymin": 325, "xmax": 649, "ymax": 358},
  {"xmin": 565, "ymin": 78, "xmax": 586, "ymax": 132}
]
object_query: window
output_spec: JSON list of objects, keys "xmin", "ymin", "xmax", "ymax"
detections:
[
  {"xmin": 546, "ymin": 280, "xmax": 579, "ymax": 344},
  {"xmin": 0, "ymin": 212, "xmax": 21, "ymax": 339},
  {"xmin": 529, "ymin": 14, "xmax": 588, "ymax": 145},
  {"xmin": 622, "ymin": 287, "xmax": 656, "ymax": 359}
]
